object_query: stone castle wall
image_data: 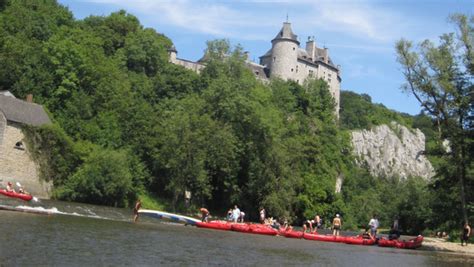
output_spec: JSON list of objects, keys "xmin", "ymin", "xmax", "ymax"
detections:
[{"xmin": 0, "ymin": 119, "xmax": 52, "ymax": 198}]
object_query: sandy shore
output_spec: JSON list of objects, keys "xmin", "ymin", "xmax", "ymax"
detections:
[{"xmin": 422, "ymin": 237, "xmax": 474, "ymax": 254}]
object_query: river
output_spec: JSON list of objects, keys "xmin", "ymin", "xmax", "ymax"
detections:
[{"xmin": 0, "ymin": 197, "xmax": 473, "ymax": 266}]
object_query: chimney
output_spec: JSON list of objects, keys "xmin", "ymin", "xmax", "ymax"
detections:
[
  {"xmin": 305, "ymin": 36, "xmax": 316, "ymax": 61},
  {"xmin": 244, "ymin": 51, "xmax": 250, "ymax": 61},
  {"xmin": 26, "ymin": 94, "xmax": 33, "ymax": 103},
  {"xmin": 323, "ymin": 47, "xmax": 329, "ymax": 64}
]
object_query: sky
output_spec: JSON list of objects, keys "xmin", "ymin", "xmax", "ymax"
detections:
[{"xmin": 58, "ymin": 0, "xmax": 473, "ymax": 115}]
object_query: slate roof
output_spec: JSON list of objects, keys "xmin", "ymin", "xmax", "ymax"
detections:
[
  {"xmin": 272, "ymin": 22, "xmax": 299, "ymax": 44},
  {"xmin": 0, "ymin": 94, "xmax": 51, "ymax": 126},
  {"xmin": 247, "ymin": 61, "xmax": 270, "ymax": 80}
]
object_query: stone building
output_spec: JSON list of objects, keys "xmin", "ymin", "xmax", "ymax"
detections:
[
  {"xmin": 168, "ymin": 22, "xmax": 341, "ymax": 115},
  {"xmin": 0, "ymin": 92, "xmax": 52, "ymax": 198}
]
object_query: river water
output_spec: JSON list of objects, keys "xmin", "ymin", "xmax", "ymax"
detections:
[{"xmin": 0, "ymin": 197, "xmax": 473, "ymax": 266}]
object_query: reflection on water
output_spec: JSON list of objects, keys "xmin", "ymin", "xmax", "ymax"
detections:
[{"xmin": 0, "ymin": 197, "xmax": 473, "ymax": 266}]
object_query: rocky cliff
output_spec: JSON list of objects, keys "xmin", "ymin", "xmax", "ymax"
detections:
[{"xmin": 351, "ymin": 122, "xmax": 434, "ymax": 179}]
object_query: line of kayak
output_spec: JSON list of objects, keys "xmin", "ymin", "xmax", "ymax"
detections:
[{"xmin": 196, "ymin": 220, "xmax": 423, "ymax": 249}]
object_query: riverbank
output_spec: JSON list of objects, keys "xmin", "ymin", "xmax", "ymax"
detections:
[{"xmin": 422, "ymin": 237, "xmax": 474, "ymax": 254}]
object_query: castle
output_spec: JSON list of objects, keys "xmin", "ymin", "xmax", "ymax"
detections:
[{"xmin": 169, "ymin": 22, "xmax": 341, "ymax": 114}]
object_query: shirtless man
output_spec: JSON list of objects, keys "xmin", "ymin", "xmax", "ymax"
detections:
[
  {"xmin": 133, "ymin": 199, "xmax": 141, "ymax": 222},
  {"xmin": 332, "ymin": 214, "xmax": 342, "ymax": 236}
]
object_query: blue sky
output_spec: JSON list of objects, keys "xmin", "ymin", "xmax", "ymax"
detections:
[{"xmin": 58, "ymin": 0, "xmax": 473, "ymax": 115}]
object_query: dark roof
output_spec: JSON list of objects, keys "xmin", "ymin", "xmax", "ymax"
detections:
[
  {"xmin": 246, "ymin": 62, "xmax": 270, "ymax": 80},
  {"xmin": 0, "ymin": 94, "xmax": 51, "ymax": 126},
  {"xmin": 272, "ymin": 22, "xmax": 299, "ymax": 45}
]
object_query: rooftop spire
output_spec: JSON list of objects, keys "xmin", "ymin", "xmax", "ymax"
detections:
[{"xmin": 272, "ymin": 21, "xmax": 299, "ymax": 45}]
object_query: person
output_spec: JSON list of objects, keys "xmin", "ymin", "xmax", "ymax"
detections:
[
  {"xmin": 239, "ymin": 211, "xmax": 245, "ymax": 223},
  {"xmin": 389, "ymin": 216, "xmax": 400, "ymax": 240},
  {"xmin": 259, "ymin": 208, "xmax": 266, "ymax": 224},
  {"xmin": 281, "ymin": 219, "xmax": 292, "ymax": 231},
  {"xmin": 270, "ymin": 218, "xmax": 280, "ymax": 230},
  {"xmin": 303, "ymin": 219, "xmax": 313, "ymax": 233},
  {"xmin": 6, "ymin": 182, "xmax": 15, "ymax": 193},
  {"xmin": 461, "ymin": 222, "xmax": 471, "ymax": 246},
  {"xmin": 368, "ymin": 214, "xmax": 379, "ymax": 238},
  {"xmin": 133, "ymin": 199, "xmax": 141, "ymax": 222},
  {"xmin": 332, "ymin": 214, "xmax": 342, "ymax": 236},
  {"xmin": 232, "ymin": 205, "xmax": 241, "ymax": 223},
  {"xmin": 313, "ymin": 214, "xmax": 322, "ymax": 232},
  {"xmin": 362, "ymin": 226, "xmax": 374, "ymax": 239},
  {"xmin": 200, "ymin": 208, "xmax": 210, "ymax": 222},
  {"xmin": 226, "ymin": 208, "xmax": 233, "ymax": 221}
]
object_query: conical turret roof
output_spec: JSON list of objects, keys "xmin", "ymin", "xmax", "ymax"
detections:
[{"xmin": 272, "ymin": 22, "xmax": 299, "ymax": 44}]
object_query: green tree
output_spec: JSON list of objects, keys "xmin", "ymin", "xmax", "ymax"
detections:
[
  {"xmin": 56, "ymin": 148, "xmax": 138, "ymax": 207},
  {"xmin": 396, "ymin": 14, "xmax": 473, "ymax": 223}
]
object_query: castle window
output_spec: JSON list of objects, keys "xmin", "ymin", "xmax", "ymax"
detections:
[
  {"xmin": 293, "ymin": 47, "xmax": 296, "ymax": 51},
  {"xmin": 291, "ymin": 68, "xmax": 294, "ymax": 72},
  {"xmin": 296, "ymin": 66, "xmax": 298, "ymax": 73},
  {"xmin": 309, "ymin": 70, "xmax": 314, "ymax": 77},
  {"xmin": 273, "ymin": 57, "xmax": 276, "ymax": 62},
  {"xmin": 328, "ymin": 78, "xmax": 332, "ymax": 82},
  {"xmin": 255, "ymin": 71, "xmax": 259, "ymax": 75}
]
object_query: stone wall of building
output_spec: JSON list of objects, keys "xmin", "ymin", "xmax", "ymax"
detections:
[{"xmin": 0, "ymin": 121, "xmax": 52, "ymax": 198}]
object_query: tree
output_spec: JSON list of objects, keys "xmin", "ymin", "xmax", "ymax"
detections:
[{"xmin": 396, "ymin": 14, "xmax": 473, "ymax": 223}]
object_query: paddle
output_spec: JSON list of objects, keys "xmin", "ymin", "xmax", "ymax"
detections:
[{"xmin": 16, "ymin": 182, "xmax": 39, "ymax": 202}]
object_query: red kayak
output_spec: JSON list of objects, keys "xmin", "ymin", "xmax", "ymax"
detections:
[
  {"xmin": 231, "ymin": 223, "xmax": 251, "ymax": 233},
  {"xmin": 279, "ymin": 229, "xmax": 304, "ymax": 239},
  {"xmin": 0, "ymin": 189, "xmax": 33, "ymax": 201},
  {"xmin": 344, "ymin": 235, "xmax": 376, "ymax": 246},
  {"xmin": 249, "ymin": 224, "xmax": 278, "ymax": 236},
  {"xmin": 378, "ymin": 235, "xmax": 423, "ymax": 249},
  {"xmin": 303, "ymin": 232, "xmax": 348, "ymax": 242},
  {"xmin": 195, "ymin": 220, "xmax": 232, "ymax": 231}
]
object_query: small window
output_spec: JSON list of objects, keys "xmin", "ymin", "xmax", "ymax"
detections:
[
  {"xmin": 293, "ymin": 47, "xmax": 296, "ymax": 51},
  {"xmin": 255, "ymin": 71, "xmax": 259, "ymax": 75},
  {"xmin": 328, "ymin": 78, "xmax": 332, "ymax": 82},
  {"xmin": 273, "ymin": 57, "xmax": 276, "ymax": 62},
  {"xmin": 296, "ymin": 66, "xmax": 299, "ymax": 73},
  {"xmin": 291, "ymin": 68, "xmax": 294, "ymax": 72}
]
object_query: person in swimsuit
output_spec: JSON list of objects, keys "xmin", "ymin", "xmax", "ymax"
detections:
[
  {"xmin": 133, "ymin": 199, "xmax": 141, "ymax": 222},
  {"xmin": 200, "ymin": 208, "xmax": 210, "ymax": 222},
  {"xmin": 461, "ymin": 222, "xmax": 471, "ymax": 246},
  {"xmin": 332, "ymin": 214, "xmax": 342, "ymax": 236},
  {"xmin": 6, "ymin": 182, "xmax": 15, "ymax": 193},
  {"xmin": 259, "ymin": 208, "xmax": 266, "ymax": 224}
]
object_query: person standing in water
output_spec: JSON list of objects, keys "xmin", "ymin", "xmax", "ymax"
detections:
[
  {"xmin": 133, "ymin": 199, "xmax": 141, "ymax": 222},
  {"xmin": 332, "ymin": 214, "xmax": 342, "ymax": 236}
]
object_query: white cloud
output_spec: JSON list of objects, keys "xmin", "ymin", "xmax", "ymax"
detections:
[{"xmin": 81, "ymin": 0, "xmax": 411, "ymax": 43}]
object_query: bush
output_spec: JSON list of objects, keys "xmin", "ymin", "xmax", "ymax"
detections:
[{"xmin": 55, "ymin": 148, "xmax": 137, "ymax": 207}]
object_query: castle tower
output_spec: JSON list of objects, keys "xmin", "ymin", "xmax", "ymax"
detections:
[
  {"xmin": 168, "ymin": 45, "xmax": 177, "ymax": 64},
  {"xmin": 269, "ymin": 22, "xmax": 299, "ymax": 80}
]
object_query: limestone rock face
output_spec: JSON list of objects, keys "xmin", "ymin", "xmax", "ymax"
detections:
[{"xmin": 351, "ymin": 122, "xmax": 434, "ymax": 179}]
